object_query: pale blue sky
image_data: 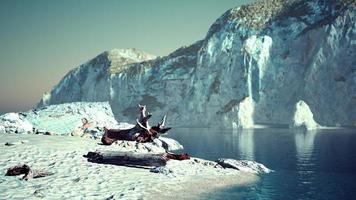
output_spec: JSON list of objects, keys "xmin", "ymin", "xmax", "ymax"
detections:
[{"xmin": 0, "ymin": 0, "xmax": 254, "ymax": 113}]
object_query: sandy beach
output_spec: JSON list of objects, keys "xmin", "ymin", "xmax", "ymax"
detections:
[{"xmin": 0, "ymin": 134, "xmax": 259, "ymax": 200}]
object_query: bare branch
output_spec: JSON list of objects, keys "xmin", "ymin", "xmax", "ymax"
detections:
[
  {"xmin": 158, "ymin": 115, "xmax": 166, "ymax": 128},
  {"xmin": 159, "ymin": 127, "xmax": 171, "ymax": 134},
  {"xmin": 141, "ymin": 114, "xmax": 152, "ymax": 124},
  {"xmin": 136, "ymin": 119, "xmax": 149, "ymax": 132},
  {"xmin": 138, "ymin": 104, "xmax": 147, "ymax": 119}
]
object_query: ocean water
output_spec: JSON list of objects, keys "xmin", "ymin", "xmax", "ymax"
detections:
[{"xmin": 169, "ymin": 127, "xmax": 356, "ymax": 200}]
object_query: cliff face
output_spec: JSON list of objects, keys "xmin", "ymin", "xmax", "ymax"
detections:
[
  {"xmin": 38, "ymin": 0, "xmax": 356, "ymax": 128},
  {"xmin": 189, "ymin": 0, "xmax": 355, "ymax": 127},
  {"xmin": 37, "ymin": 49, "xmax": 157, "ymax": 107}
]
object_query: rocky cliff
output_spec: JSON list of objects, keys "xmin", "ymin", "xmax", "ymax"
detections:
[
  {"xmin": 37, "ymin": 0, "xmax": 356, "ymax": 128},
  {"xmin": 37, "ymin": 48, "xmax": 157, "ymax": 107}
]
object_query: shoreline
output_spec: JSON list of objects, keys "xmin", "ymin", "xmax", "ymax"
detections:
[
  {"xmin": 146, "ymin": 173, "xmax": 258, "ymax": 200},
  {"xmin": 0, "ymin": 134, "xmax": 261, "ymax": 199}
]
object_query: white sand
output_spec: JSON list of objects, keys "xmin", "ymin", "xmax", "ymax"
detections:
[{"xmin": 0, "ymin": 134, "xmax": 259, "ymax": 200}]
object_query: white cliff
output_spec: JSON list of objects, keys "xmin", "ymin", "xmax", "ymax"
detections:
[
  {"xmin": 37, "ymin": 0, "xmax": 356, "ymax": 128},
  {"xmin": 37, "ymin": 49, "xmax": 157, "ymax": 108}
]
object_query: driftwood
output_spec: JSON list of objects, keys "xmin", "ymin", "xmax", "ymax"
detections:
[
  {"xmin": 163, "ymin": 153, "xmax": 190, "ymax": 160},
  {"xmin": 5, "ymin": 164, "xmax": 53, "ymax": 180},
  {"xmin": 84, "ymin": 151, "xmax": 190, "ymax": 167},
  {"xmin": 101, "ymin": 105, "xmax": 171, "ymax": 145}
]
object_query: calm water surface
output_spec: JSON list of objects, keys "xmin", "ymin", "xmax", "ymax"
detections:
[{"xmin": 169, "ymin": 128, "xmax": 356, "ymax": 200}]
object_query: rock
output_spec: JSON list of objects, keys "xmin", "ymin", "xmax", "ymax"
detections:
[
  {"xmin": 28, "ymin": 102, "xmax": 121, "ymax": 136},
  {"xmin": 4, "ymin": 140, "xmax": 28, "ymax": 146},
  {"xmin": 5, "ymin": 164, "xmax": 54, "ymax": 180},
  {"xmin": 151, "ymin": 157, "xmax": 271, "ymax": 177},
  {"xmin": 153, "ymin": 137, "xmax": 184, "ymax": 151},
  {"xmin": 81, "ymin": 133, "xmax": 94, "ymax": 139},
  {"xmin": 70, "ymin": 128, "xmax": 84, "ymax": 137},
  {"xmin": 222, "ymin": 97, "xmax": 255, "ymax": 129},
  {"xmin": 150, "ymin": 158, "xmax": 218, "ymax": 177},
  {"xmin": 216, "ymin": 158, "xmax": 272, "ymax": 174},
  {"xmin": 290, "ymin": 100, "xmax": 320, "ymax": 130},
  {"xmin": 105, "ymin": 194, "xmax": 115, "ymax": 200},
  {"xmin": 43, "ymin": 132, "xmax": 55, "ymax": 136},
  {"xmin": 107, "ymin": 138, "xmax": 184, "ymax": 154},
  {"xmin": 150, "ymin": 166, "xmax": 174, "ymax": 175},
  {"xmin": 0, "ymin": 102, "xmax": 124, "ymax": 137},
  {"xmin": 33, "ymin": 189, "xmax": 45, "ymax": 198},
  {"xmin": 4, "ymin": 142, "xmax": 15, "ymax": 146},
  {"xmin": 0, "ymin": 113, "xmax": 33, "ymax": 134},
  {"xmin": 5, "ymin": 164, "xmax": 31, "ymax": 176},
  {"xmin": 0, "ymin": 125, "xmax": 5, "ymax": 133},
  {"xmin": 83, "ymin": 126, "xmax": 109, "ymax": 139},
  {"xmin": 35, "ymin": 0, "xmax": 355, "ymax": 128},
  {"xmin": 36, "ymin": 49, "xmax": 157, "ymax": 108}
]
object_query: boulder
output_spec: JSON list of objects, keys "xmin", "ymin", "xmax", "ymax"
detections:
[
  {"xmin": 26, "ymin": 102, "xmax": 120, "ymax": 136},
  {"xmin": 0, "ymin": 113, "xmax": 33, "ymax": 134},
  {"xmin": 290, "ymin": 100, "xmax": 320, "ymax": 130},
  {"xmin": 216, "ymin": 158, "xmax": 272, "ymax": 174},
  {"xmin": 101, "ymin": 137, "xmax": 184, "ymax": 154},
  {"xmin": 151, "ymin": 157, "xmax": 272, "ymax": 177},
  {"xmin": 0, "ymin": 125, "xmax": 5, "ymax": 133},
  {"xmin": 153, "ymin": 137, "xmax": 183, "ymax": 151}
]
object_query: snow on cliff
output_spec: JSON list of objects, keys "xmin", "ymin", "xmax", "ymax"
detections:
[{"xmin": 37, "ymin": 0, "xmax": 356, "ymax": 128}]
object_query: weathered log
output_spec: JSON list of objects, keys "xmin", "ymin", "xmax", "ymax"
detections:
[
  {"xmin": 84, "ymin": 151, "xmax": 167, "ymax": 167},
  {"xmin": 101, "ymin": 127, "xmax": 135, "ymax": 145},
  {"xmin": 163, "ymin": 153, "xmax": 190, "ymax": 160},
  {"xmin": 84, "ymin": 151, "xmax": 190, "ymax": 167},
  {"xmin": 5, "ymin": 164, "xmax": 53, "ymax": 180},
  {"xmin": 5, "ymin": 164, "xmax": 30, "ymax": 176},
  {"xmin": 101, "ymin": 105, "xmax": 172, "ymax": 145}
]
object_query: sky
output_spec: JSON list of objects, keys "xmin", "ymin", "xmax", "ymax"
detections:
[{"xmin": 0, "ymin": 0, "xmax": 254, "ymax": 114}]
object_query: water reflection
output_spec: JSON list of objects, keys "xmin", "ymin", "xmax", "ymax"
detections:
[
  {"xmin": 294, "ymin": 130, "xmax": 318, "ymax": 199},
  {"xmin": 233, "ymin": 129, "xmax": 255, "ymax": 160},
  {"xmin": 295, "ymin": 130, "xmax": 317, "ymax": 163},
  {"xmin": 169, "ymin": 127, "xmax": 356, "ymax": 200}
]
